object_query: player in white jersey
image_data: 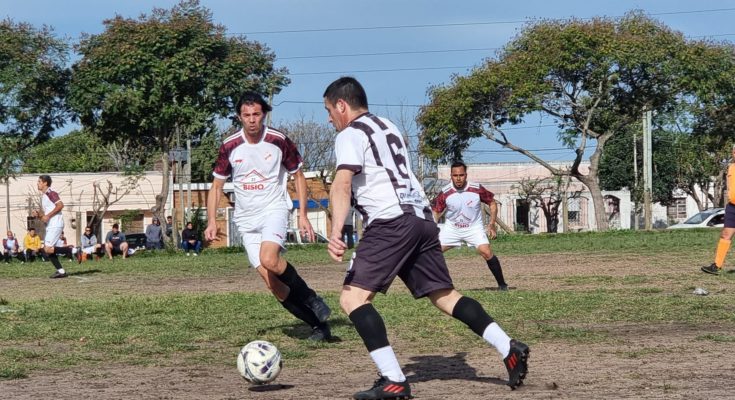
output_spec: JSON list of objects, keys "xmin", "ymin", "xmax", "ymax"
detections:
[
  {"xmin": 325, "ymin": 77, "xmax": 529, "ymax": 399},
  {"xmin": 204, "ymin": 91, "xmax": 332, "ymax": 341},
  {"xmin": 37, "ymin": 175, "xmax": 68, "ymax": 279},
  {"xmin": 432, "ymin": 161, "xmax": 509, "ymax": 290}
]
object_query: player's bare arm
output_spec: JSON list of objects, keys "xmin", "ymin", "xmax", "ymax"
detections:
[
  {"xmin": 204, "ymin": 178, "xmax": 225, "ymax": 241},
  {"xmin": 42, "ymin": 201, "xmax": 64, "ymax": 224},
  {"xmin": 292, "ymin": 169, "xmax": 315, "ymax": 242},
  {"xmin": 328, "ymin": 169, "xmax": 353, "ymax": 262},
  {"xmin": 487, "ymin": 201, "xmax": 498, "ymax": 239}
]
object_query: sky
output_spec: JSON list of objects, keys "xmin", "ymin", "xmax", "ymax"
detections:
[{"xmin": 2, "ymin": 0, "xmax": 735, "ymax": 163}]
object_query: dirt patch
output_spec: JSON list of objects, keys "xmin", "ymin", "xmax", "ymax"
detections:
[{"xmin": 2, "ymin": 252, "xmax": 734, "ymax": 399}]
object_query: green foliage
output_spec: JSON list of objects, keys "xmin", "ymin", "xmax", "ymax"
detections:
[
  {"xmin": 22, "ymin": 130, "xmax": 115, "ymax": 173},
  {"xmin": 67, "ymin": 0, "xmax": 289, "ymax": 161},
  {"xmin": 190, "ymin": 130, "xmax": 224, "ymax": 182},
  {"xmin": 0, "ymin": 19, "xmax": 70, "ymax": 180}
]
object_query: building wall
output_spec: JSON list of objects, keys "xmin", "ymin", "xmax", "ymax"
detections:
[{"xmin": 1, "ymin": 172, "xmax": 163, "ymax": 247}]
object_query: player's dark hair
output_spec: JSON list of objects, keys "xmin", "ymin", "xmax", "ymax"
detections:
[
  {"xmin": 323, "ymin": 76, "xmax": 368, "ymax": 109},
  {"xmin": 29, "ymin": 228, "xmax": 35, "ymax": 232},
  {"xmin": 450, "ymin": 161, "xmax": 467, "ymax": 171},
  {"xmin": 235, "ymin": 91, "xmax": 272, "ymax": 114},
  {"xmin": 38, "ymin": 175, "xmax": 52, "ymax": 186},
  {"xmin": 112, "ymin": 223, "xmax": 119, "ymax": 229}
]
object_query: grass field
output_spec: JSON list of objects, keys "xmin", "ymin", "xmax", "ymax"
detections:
[{"xmin": 1, "ymin": 228, "xmax": 734, "ymax": 399}]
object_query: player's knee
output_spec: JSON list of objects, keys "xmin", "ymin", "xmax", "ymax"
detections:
[{"xmin": 721, "ymin": 228, "xmax": 735, "ymax": 240}]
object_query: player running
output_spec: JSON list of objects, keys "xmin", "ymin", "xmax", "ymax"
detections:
[
  {"xmin": 37, "ymin": 175, "xmax": 68, "ymax": 279},
  {"xmin": 325, "ymin": 77, "xmax": 529, "ymax": 399},
  {"xmin": 432, "ymin": 161, "xmax": 509, "ymax": 290},
  {"xmin": 701, "ymin": 144, "xmax": 735, "ymax": 275},
  {"xmin": 204, "ymin": 91, "xmax": 332, "ymax": 341}
]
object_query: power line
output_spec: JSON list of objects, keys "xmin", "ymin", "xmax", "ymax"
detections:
[
  {"xmin": 279, "ymin": 47, "xmax": 500, "ymax": 60},
  {"xmin": 288, "ymin": 65, "xmax": 471, "ymax": 76},
  {"xmin": 235, "ymin": 7, "xmax": 735, "ymax": 35}
]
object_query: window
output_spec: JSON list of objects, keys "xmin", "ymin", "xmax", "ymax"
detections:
[
  {"xmin": 667, "ymin": 198, "xmax": 687, "ymax": 221},
  {"xmin": 568, "ymin": 197, "xmax": 580, "ymax": 225}
]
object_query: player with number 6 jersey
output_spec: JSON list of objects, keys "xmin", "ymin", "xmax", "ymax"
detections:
[{"xmin": 325, "ymin": 77, "xmax": 529, "ymax": 399}]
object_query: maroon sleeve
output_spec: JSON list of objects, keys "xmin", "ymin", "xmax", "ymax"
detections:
[
  {"xmin": 46, "ymin": 190, "xmax": 61, "ymax": 203},
  {"xmin": 280, "ymin": 135, "xmax": 303, "ymax": 173},
  {"xmin": 431, "ymin": 191, "xmax": 447, "ymax": 213},
  {"xmin": 479, "ymin": 185, "xmax": 495, "ymax": 205},
  {"xmin": 212, "ymin": 143, "xmax": 233, "ymax": 178}
]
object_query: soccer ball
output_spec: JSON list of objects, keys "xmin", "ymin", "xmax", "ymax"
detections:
[{"xmin": 236, "ymin": 340, "xmax": 282, "ymax": 384}]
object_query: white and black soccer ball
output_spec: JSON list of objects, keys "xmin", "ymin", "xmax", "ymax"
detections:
[{"xmin": 236, "ymin": 340, "xmax": 282, "ymax": 385}]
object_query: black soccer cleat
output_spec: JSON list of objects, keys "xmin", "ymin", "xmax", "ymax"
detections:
[
  {"xmin": 701, "ymin": 263, "xmax": 721, "ymax": 275},
  {"xmin": 50, "ymin": 271, "xmax": 68, "ymax": 279},
  {"xmin": 306, "ymin": 295, "xmax": 331, "ymax": 323},
  {"xmin": 504, "ymin": 339, "xmax": 529, "ymax": 390},
  {"xmin": 353, "ymin": 375, "xmax": 412, "ymax": 400},
  {"xmin": 308, "ymin": 322, "xmax": 332, "ymax": 342}
]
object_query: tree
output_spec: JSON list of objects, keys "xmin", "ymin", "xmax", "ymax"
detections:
[
  {"xmin": 22, "ymin": 130, "xmax": 116, "ymax": 173},
  {"xmin": 67, "ymin": 0, "xmax": 288, "ymax": 226},
  {"xmin": 418, "ymin": 13, "xmax": 690, "ymax": 231},
  {"xmin": 276, "ymin": 117, "xmax": 337, "ymax": 219},
  {"xmin": 0, "ymin": 19, "xmax": 70, "ymax": 181},
  {"xmin": 513, "ymin": 175, "xmax": 580, "ymax": 233}
]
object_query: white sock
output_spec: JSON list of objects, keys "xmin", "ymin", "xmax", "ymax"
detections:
[
  {"xmin": 58, "ymin": 268, "xmax": 66, "ymax": 274},
  {"xmin": 369, "ymin": 346, "xmax": 406, "ymax": 382},
  {"xmin": 482, "ymin": 322, "xmax": 512, "ymax": 358}
]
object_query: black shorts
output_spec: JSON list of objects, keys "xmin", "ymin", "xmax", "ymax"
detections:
[
  {"xmin": 725, "ymin": 203, "xmax": 735, "ymax": 228},
  {"xmin": 110, "ymin": 245, "xmax": 123, "ymax": 255},
  {"xmin": 344, "ymin": 213, "xmax": 454, "ymax": 298}
]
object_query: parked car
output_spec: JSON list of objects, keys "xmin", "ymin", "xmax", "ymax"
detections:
[
  {"xmin": 285, "ymin": 229, "xmax": 329, "ymax": 245},
  {"xmin": 667, "ymin": 208, "xmax": 725, "ymax": 229},
  {"xmin": 124, "ymin": 233, "xmax": 147, "ymax": 250}
]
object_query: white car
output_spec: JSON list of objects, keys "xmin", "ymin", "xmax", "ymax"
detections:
[{"xmin": 667, "ymin": 208, "xmax": 725, "ymax": 229}]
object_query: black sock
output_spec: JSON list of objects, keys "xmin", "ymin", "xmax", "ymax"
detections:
[
  {"xmin": 280, "ymin": 291, "xmax": 321, "ymax": 328},
  {"xmin": 278, "ymin": 263, "xmax": 317, "ymax": 302},
  {"xmin": 48, "ymin": 253, "xmax": 63, "ymax": 271},
  {"xmin": 486, "ymin": 256, "xmax": 507, "ymax": 287},
  {"xmin": 451, "ymin": 296, "xmax": 494, "ymax": 337},
  {"xmin": 349, "ymin": 304, "xmax": 390, "ymax": 352}
]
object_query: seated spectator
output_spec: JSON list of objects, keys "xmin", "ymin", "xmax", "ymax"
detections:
[
  {"xmin": 105, "ymin": 223, "xmax": 129, "ymax": 260},
  {"xmin": 24, "ymin": 228, "xmax": 46, "ymax": 262},
  {"xmin": 145, "ymin": 217, "xmax": 164, "ymax": 250},
  {"xmin": 79, "ymin": 226, "xmax": 104, "ymax": 262},
  {"xmin": 55, "ymin": 231, "xmax": 75, "ymax": 261},
  {"xmin": 3, "ymin": 231, "xmax": 23, "ymax": 263},
  {"xmin": 181, "ymin": 222, "xmax": 202, "ymax": 256}
]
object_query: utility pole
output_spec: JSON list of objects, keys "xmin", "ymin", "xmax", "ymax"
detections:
[
  {"xmin": 642, "ymin": 109, "xmax": 653, "ymax": 230},
  {"xmin": 5, "ymin": 179, "xmax": 10, "ymax": 230},
  {"xmin": 633, "ymin": 129, "xmax": 638, "ymax": 230},
  {"xmin": 561, "ymin": 176, "xmax": 569, "ymax": 233},
  {"xmin": 266, "ymin": 87, "xmax": 274, "ymax": 126},
  {"xmin": 186, "ymin": 139, "xmax": 192, "ymax": 214}
]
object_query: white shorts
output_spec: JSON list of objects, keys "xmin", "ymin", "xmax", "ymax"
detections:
[
  {"xmin": 44, "ymin": 226, "xmax": 63, "ymax": 248},
  {"xmin": 438, "ymin": 224, "xmax": 489, "ymax": 248},
  {"xmin": 237, "ymin": 209, "xmax": 289, "ymax": 268},
  {"xmin": 82, "ymin": 246, "xmax": 97, "ymax": 255}
]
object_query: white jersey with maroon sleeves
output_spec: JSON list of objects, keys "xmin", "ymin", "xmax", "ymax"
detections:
[
  {"xmin": 335, "ymin": 112, "xmax": 430, "ymax": 227},
  {"xmin": 432, "ymin": 182, "xmax": 494, "ymax": 229},
  {"xmin": 212, "ymin": 127, "xmax": 303, "ymax": 218},
  {"xmin": 42, "ymin": 188, "xmax": 64, "ymax": 229}
]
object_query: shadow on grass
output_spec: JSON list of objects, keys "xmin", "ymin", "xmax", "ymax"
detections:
[
  {"xmin": 248, "ymin": 383, "xmax": 295, "ymax": 392},
  {"xmin": 67, "ymin": 269, "xmax": 102, "ymax": 276},
  {"xmin": 269, "ymin": 318, "xmax": 351, "ymax": 343},
  {"xmin": 403, "ymin": 352, "xmax": 506, "ymax": 385}
]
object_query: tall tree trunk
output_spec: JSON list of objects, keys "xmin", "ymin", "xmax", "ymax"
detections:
[
  {"xmin": 154, "ymin": 151, "xmax": 171, "ymax": 242},
  {"xmin": 572, "ymin": 132, "xmax": 611, "ymax": 231}
]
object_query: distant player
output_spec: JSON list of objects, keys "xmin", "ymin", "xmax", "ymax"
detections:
[
  {"xmin": 432, "ymin": 161, "xmax": 509, "ymax": 290},
  {"xmin": 701, "ymin": 144, "xmax": 735, "ymax": 274},
  {"xmin": 37, "ymin": 175, "xmax": 68, "ymax": 279},
  {"xmin": 204, "ymin": 91, "xmax": 332, "ymax": 341},
  {"xmin": 325, "ymin": 77, "xmax": 529, "ymax": 399}
]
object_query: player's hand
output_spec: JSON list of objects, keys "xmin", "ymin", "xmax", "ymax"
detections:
[
  {"xmin": 204, "ymin": 223, "xmax": 218, "ymax": 241},
  {"xmin": 327, "ymin": 234, "xmax": 347, "ymax": 262},
  {"xmin": 41, "ymin": 215, "xmax": 49, "ymax": 223},
  {"xmin": 487, "ymin": 226, "xmax": 497, "ymax": 240},
  {"xmin": 298, "ymin": 216, "xmax": 315, "ymax": 242}
]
